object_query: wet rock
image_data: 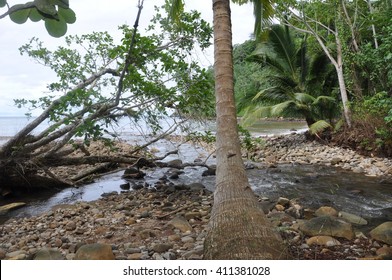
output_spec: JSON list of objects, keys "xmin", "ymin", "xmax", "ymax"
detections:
[
  {"xmin": 169, "ymin": 173, "xmax": 179, "ymax": 179},
  {"xmin": 168, "ymin": 215, "xmax": 193, "ymax": 233},
  {"xmin": 166, "ymin": 159, "xmax": 183, "ymax": 168},
  {"xmin": 299, "ymin": 216, "xmax": 355, "ymax": 240},
  {"xmin": 132, "ymin": 183, "xmax": 144, "ymax": 190},
  {"xmin": 338, "ymin": 211, "xmax": 368, "ymax": 225},
  {"xmin": 122, "ymin": 167, "xmax": 145, "ymax": 179},
  {"xmin": 187, "ymin": 183, "xmax": 206, "ymax": 191},
  {"xmin": 306, "ymin": 236, "xmax": 341, "ymax": 247},
  {"xmin": 315, "ymin": 206, "xmax": 338, "ymax": 217},
  {"xmin": 277, "ymin": 197, "xmax": 290, "ymax": 207},
  {"xmin": 202, "ymin": 166, "xmax": 216, "ymax": 176},
  {"xmin": 120, "ymin": 183, "xmax": 130, "ymax": 190},
  {"xmin": 33, "ymin": 248, "xmax": 64, "ymax": 260},
  {"xmin": 370, "ymin": 222, "xmax": 392, "ymax": 245},
  {"xmin": 74, "ymin": 243, "xmax": 115, "ymax": 260}
]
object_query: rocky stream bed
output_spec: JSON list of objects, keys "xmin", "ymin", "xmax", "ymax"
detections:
[{"xmin": 1, "ymin": 132, "xmax": 392, "ymax": 260}]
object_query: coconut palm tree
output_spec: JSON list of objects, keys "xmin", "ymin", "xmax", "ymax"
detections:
[
  {"xmin": 240, "ymin": 24, "xmax": 339, "ymax": 134},
  {"xmin": 170, "ymin": 0, "xmax": 289, "ymax": 259}
]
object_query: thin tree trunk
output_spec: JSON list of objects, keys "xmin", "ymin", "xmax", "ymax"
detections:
[
  {"xmin": 203, "ymin": 0, "xmax": 288, "ymax": 260},
  {"xmin": 335, "ymin": 30, "xmax": 352, "ymax": 128},
  {"xmin": 367, "ymin": 0, "xmax": 379, "ymax": 49}
]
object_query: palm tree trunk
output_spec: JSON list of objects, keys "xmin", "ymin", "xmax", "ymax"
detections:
[{"xmin": 203, "ymin": 0, "xmax": 288, "ymax": 260}]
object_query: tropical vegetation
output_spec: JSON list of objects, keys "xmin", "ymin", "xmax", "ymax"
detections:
[{"xmin": 238, "ymin": 24, "xmax": 339, "ymax": 135}]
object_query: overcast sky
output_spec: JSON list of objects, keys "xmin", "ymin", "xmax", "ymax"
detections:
[{"xmin": 0, "ymin": 0, "xmax": 254, "ymax": 116}]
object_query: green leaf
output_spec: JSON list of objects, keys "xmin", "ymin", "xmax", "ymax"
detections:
[
  {"xmin": 34, "ymin": 0, "xmax": 58, "ymax": 19},
  {"xmin": 0, "ymin": 0, "xmax": 6, "ymax": 8},
  {"xmin": 58, "ymin": 6, "xmax": 76, "ymax": 24},
  {"xmin": 29, "ymin": 7, "xmax": 44, "ymax": 22},
  {"xmin": 45, "ymin": 18, "xmax": 67, "ymax": 37},
  {"xmin": 9, "ymin": 5, "xmax": 30, "ymax": 24}
]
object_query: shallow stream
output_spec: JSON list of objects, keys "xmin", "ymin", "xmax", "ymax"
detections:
[{"xmin": 1, "ymin": 120, "xmax": 392, "ymax": 229}]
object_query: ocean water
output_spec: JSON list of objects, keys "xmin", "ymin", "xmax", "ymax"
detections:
[
  {"xmin": 0, "ymin": 116, "xmax": 186, "ymax": 145},
  {"xmin": 0, "ymin": 116, "xmax": 308, "ymax": 147},
  {"xmin": 0, "ymin": 116, "xmax": 49, "ymax": 145}
]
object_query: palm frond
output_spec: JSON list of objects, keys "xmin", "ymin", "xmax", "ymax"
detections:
[
  {"xmin": 168, "ymin": 0, "xmax": 184, "ymax": 23},
  {"xmin": 313, "ymin": 95, "xmax": 336, "ymax": 105},
  {"xmin": 241, "ymin": 105, "xmax": 272, "ymax": 126},
  {"xmin": 293, "ymin": 92, "xmax": 315, "ymax": 104},
  {"xmin": 309, "ymin": 120, "xmax": 332, "ymax": 135},
  {"xmin": 270, "ymin": 101, "xmax": 296, "ymax": 116}
]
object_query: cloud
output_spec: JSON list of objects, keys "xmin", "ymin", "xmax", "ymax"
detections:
[{"xmin": 0, "ymin": 0, "xmax": 254, "ymax": 116}]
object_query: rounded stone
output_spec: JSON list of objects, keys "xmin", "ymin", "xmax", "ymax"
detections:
[
  {"xmin": 315, "ymin": 206, "xmax": 338, "ymax": 217},
  {"xmin": 370, "ymin": 222, "xmax": 392, "ymax": 245},
  {"xmin": 74, "ymin": 243, "xmax": 115, "ymax": 260}
]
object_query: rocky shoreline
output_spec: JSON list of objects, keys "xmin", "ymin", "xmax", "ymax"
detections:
[
  {"xmin": 254, "ymin": 133, "xmax": 392, "ymax": 178},
  {"xmin": 1, "ymin": 132, "xmax": 392, "ymax": 260}
]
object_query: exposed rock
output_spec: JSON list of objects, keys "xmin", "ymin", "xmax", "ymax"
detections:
[
  {"xmin": 0, "ymin": 248, "xmax": 6, "ymax": 259},
  {"xmin": 330, "ymin": 157, "xmax": 342, "ymax": 165},
  {"xmin": 152, "ymin": 243, "xmax": 172, "ymax": 253},
  {"xmin": 259, "ymin": 200, "xmax": 275, "ymax": 214},
  {"xmin": 187, "ymin": 182, "xmax": 206, "ymax": 191},
  {"xmin": 6, "ymin": 250, "xmax": 27, "ymax": 260},
  {"xmin": 306, "ymin": 236, "xmax": 341, "ymax": 247},
  {"xmin": 184, "ymin": 211, "xmax": 202, "ymax": 220},
  {"xmin": 277, "ymin": 197, "xmax": 290, "ymax": 207},
  {"xmin": 65, "ymin": 221, "xmax": 77, "ymax": 231},
  {"xmin": 33, "ymin": 248, "xmax": 64, "ymax": 260},
  {"xmin": 120, "ymin": 183, "xmax": 130, "ymax": 190},
  {"xmin": 74, "ymin": 243, "xmax": 115, "ymax": 260},
  {"xmin": 370, "ymin": 222, "xmax": 392, "ymax": 245},
  {"xmin": 267, "ymin": 212, "xmax": 296, "ymax": 226},
  {"xmin": 122, "ymin": 167, "xmax": 145, "ymax": 179},
  {"xmin": 166, "ymin": 159, "xmax": 183, "ymax": 168},
  {"xmin": 315, "ymin": 206, "xmax": 338, "ymax": 217},
  {"xmin": 202, "ymin": 166, "xmax": 216, "ymax": 176},
  {"xmin": 181, "ymin": 236, "xmax": 195, "ymax": 243},
  {"xmin": 376, "ymin": 246, "xmax": 392, "ymax": 259},
  {"xmin": 338, "ymin": 211, "xmax": 368, "ymax": 225},
  {"xmin": 168, "ymin": 215, "xmax": 193, "ymax": 233},
  {"xmin": 128, "ymin": 253, "xmax": 142, "ymax": 260},
  {"xmin": 299, "ymin": 216, "xmax": 355, "ymax": 240}
]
